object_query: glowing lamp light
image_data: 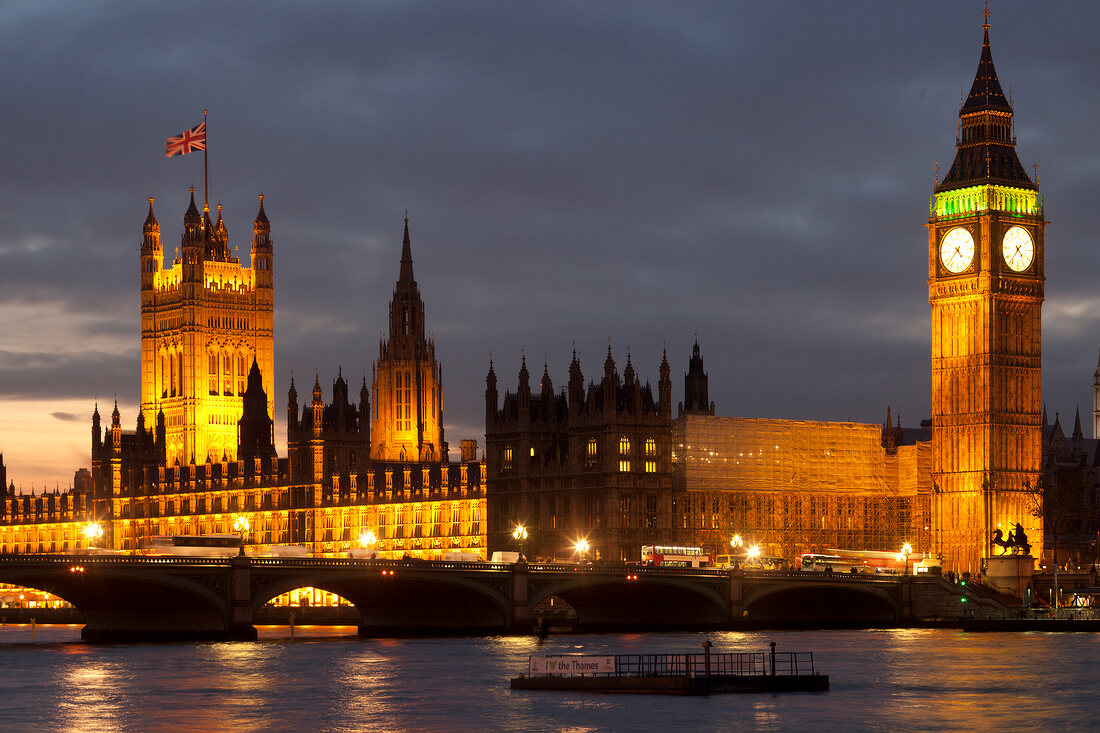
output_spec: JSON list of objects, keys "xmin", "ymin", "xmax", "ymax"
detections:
[
  {"xmin": 747, "ymin": 545, "xmax": 761, "ymax": 565},
  {"xmin": 83, "ymin": 522, "xmax": 103, "ymax": 543},
  {"xmin": 730, "ymin": 535, "xmax": 743, "ymax": 550},
  {"xmin": 512, "ymin": 525, "xmax": 528, "ymax": 542},
  {"xmin": 233, "ymin": 515, "xmax": 250, "ymax": 533},
  {"xmin": 360, "ymin": 530, "xmax": 377, "ymax": 547},
  {"xmin": 901, "ymin": 541, "xmax": 913, "ymax": 575},
  {"xmin": 575, "ymin": 539, "xmax": 590, "ymax": 559}
]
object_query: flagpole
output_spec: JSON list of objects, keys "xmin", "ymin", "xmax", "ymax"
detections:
[{"xmin": 203, "ymin": 108, "xmax": 209, "ymax": 213}]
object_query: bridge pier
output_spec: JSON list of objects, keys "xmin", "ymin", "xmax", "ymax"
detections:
[
  {"xmin": 509, "ymin": 562, "xmax": 530, "ymax": 632},
  {"xmin": 729, "ymin": 569, "xmax": 744, "ymax": 621},
  {"xmin": 228, "ymin": 555, "xmax": 259, "ymax": 641}
]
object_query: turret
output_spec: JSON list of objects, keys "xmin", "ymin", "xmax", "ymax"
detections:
[
  {"xmin": 568, "ymin": 348, "xmax": 584, "ymax": 415},
  {"xmin": 486, "ymin": 357, "xmax": 498, "ymax": 421},
  {"xmin": 141, "ymin": 196, "xmax": 161, "ymax": 291},
  {"xmin": 658, "ymin": 348, "xmax": 672, "ymax": 417},
  {"xmin": 1093, "ymin": 348, "xmax": 1100, "ymax": 439},
  {"xmin": 287, "ymin": 375, "xmax": 299, "ymax": 434},
  {"xmin": 312, "ymin": 374, "xmax": 323, "ymax": 437},
  {"xmin": 238, "ymin": 357, "xmax": 275, "ymax": 465},
  {"xmin": 251, "ymin": 193, "xmax": 274, "ymax": 289},
  {"xmin": 181, "ymin": 187, "xmax": 204, "ymax": 283},
  {"xmin": 517, "ymin": 355, "xmax": 531, "ymax": 411},
  {"xmin": 680, "ymin": 340, "xmax": 713, "ymax": 416}
]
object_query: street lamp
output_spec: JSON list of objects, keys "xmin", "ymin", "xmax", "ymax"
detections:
[
  {"xmin": 747, "ymin": 545, "xmax": 761, "ymax": 568},
  {"xmin": 512, "ymin": 525, "xmax": 528, "ymax": 559},
  {"xmin": 83, "ymin": 522, "xmax": 103, "ymax": 549},
  {"xmin": 233, "ymin": 515, "xmax": 250, "ymax": 553},
  {"xmin": 575, "ymin": 538, "xmax": 590, "ymax": 563},
  {"xmin": 901, "ymin": 541, "xmax": 913, "ymax": 575}
]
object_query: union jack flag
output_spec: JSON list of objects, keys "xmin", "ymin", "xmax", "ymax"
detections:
[{"xmin": 165, "ymin": 122, "xmax": 206, "ymax": 157}]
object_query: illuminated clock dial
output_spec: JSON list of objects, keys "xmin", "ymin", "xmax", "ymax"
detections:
[
  {"xmin": 1002, "ymin": 226, "xmax": 1034, "ymax": 272},
  {"xmin": 940, "ymin": 227, "xmax": 975, "ymax": 274}
]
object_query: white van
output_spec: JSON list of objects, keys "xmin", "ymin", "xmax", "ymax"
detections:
[{"xmin": 491, "ymin": 551, "xmax": 521, "ymax": 563}]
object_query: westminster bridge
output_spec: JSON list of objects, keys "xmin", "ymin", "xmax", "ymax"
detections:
[{"xmin": 0, "ymin": 555, "xmax": 1010, "ymax": 640}]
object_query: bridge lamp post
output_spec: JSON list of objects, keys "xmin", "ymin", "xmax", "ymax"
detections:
[
  {"xmin": 512, "ymin": 525, "xmax": 528, "ymax": 558},
  {"xmin": 901, "ymin": 542, "xmax": 913, "ymax": 575},
  {"xmin": 83, "ymin": 522, "xmax": 103, "ymax": 550},
  {"xmin": 233, "ymin": 515, "xmax": 250, "ymax": 553},
  {"xmin": 359, "ymin": 530, "xmax": 378, "ymax": 558},
  {"xmin": 730, "ymin": 535, "xmax": 744, "ymax": 568}
]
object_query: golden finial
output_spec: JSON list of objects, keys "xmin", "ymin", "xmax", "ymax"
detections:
[
  {"xmin": 982, "ymin": 1, "xmax": 991, "ymax": 30},
  {"xmin": 1033, "ymin": 160, "xmax": 1039, "ymax": 186},
  {"xmin": 933, "ymin": 161, "xmax": 940, "ymax": 187}
]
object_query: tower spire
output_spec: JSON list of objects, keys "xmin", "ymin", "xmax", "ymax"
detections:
[
  {"xmin": 400, "ymin": 210, "xmax": 413, "ymax": 283},
  {"xmin": 937, "ymin": 19, "xmax": 1033, "ymax": 192}
]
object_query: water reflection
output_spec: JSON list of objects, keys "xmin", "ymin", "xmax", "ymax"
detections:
[
  {"xmin": 56, "ymin": 660, "xmax": 124, "ymax": 733},
  {"xmin": 2, "ymin": 627, "xmax": 1099, "ymax": 731}
]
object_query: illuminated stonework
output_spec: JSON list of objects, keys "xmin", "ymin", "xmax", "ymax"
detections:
[
  {"xmin": 140, "ymin": 190, "xmax": 275, "ymax": 467},
  {"xmin": 928, "ymin": 25, "xmax": 1045, "ymax": 573},
  {"xmin": 370, "ymin": 217, "xmax": 444, "ymax": 462}
]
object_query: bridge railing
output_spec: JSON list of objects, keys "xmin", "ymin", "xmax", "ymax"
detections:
[{"xmin": 0, "ymin": 554, "xmax": 918, "ymax": 581}]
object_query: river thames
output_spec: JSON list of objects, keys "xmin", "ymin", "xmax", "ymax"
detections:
[{"xmin": 1, "ymin": 624, "xmax": 1096, "ymax": 731}]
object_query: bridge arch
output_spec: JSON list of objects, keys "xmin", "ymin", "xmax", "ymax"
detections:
[
  {"xmin": 529, "ymin": 575, "xmax": 730, "ymax": 627},
  {"xmin": 742, "ymin": 580, "xmax": 900, "ymax": 625},
  {"xmin": 0, "ymin": 562, "xmax": 232, "ymax": 637},
  {"xmin": 248, "ymin": 563, "xmax": 513, "ymax": 633}
]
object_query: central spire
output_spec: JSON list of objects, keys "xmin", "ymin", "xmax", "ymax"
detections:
[{"xmin": 399, "ymin": 210, "xmax": 414, "ymax": 283}]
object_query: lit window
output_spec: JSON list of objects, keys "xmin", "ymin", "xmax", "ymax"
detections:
[
  {"xmin": 237, "ymin": 354, "xmax": 247, "ymax": 395},
  {"xmin": 619, "ymin": 436, "xmax": 630, "ymax": 473},
  {"xmin": 209, "ymin": 353, "xmax": 218, "ymax": 395},
  {"xmin": 222, "ymin": 353, "xmax": 232, "ymax": 395},
  {"xmin": 645, "ymin": 438, "xmax": 656, "ymax": 473},
  {"xmin": 395, "ymin": 370, "xmax": 412, "ymax": 431},
  {"xmin": 503, "ymin": 446, "xmax": 514, "ymax": 471},
  {"xmin": 585, "ymin": 438, "xmax": 598, "ymax": 468}
]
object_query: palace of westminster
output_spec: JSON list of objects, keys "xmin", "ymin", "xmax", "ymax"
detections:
[{"xmin": 3, "ymin": 22, "xmax": 1099, "ymax": 577}]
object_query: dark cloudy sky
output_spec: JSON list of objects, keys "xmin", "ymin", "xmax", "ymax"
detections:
[{"xmin": 3, "ymin": 1, "xmax": 1100, "ymax": 487}]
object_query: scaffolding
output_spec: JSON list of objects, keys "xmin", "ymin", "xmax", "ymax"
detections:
[{"xmin": 672, "ymin": 415, "xmax": 932, "ymax": 558}]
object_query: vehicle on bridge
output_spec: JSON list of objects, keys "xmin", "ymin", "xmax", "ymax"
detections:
[
  {"xmin": 253, "ymin": 545, "xmax": 309, "ymax": 558},
  {"xmin": 139, "ymin": 534, "xmax": 243, "ymax": 557},
  {"xmin": 641, "ymin": 545, "xmax": 714, "ymax": 568},
  {"xmin": 799, "ymin": 549, "xmax": 932, "ymax": 574}
]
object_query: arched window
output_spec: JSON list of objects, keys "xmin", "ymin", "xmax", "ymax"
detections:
[
  {"xmin": 585, "ymin": 438, "xmax": 598, "ymax": 468},
  {"xmin": 222, "ymin": 353, "xmax": 232, "ymax": 395},
  {"xmin": 209, "ymin": 352, "xmax": 218, "ymax": 395},
  {"xmin": 237, "ymin": 353, "xmax": 247, "ymax": 395},
  {"xmin": 645, "ymin": 438, "xmax": 657, "ymax": 473},
  {"xmin": 619, "ymin": 436, "xmax": 631, "ymax": 473}
]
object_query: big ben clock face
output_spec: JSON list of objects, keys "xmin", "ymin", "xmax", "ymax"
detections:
[
  {"xmin": 940, "ymin": 227, "xmax": 975, "ymax": 274},
  {"xmin": 1002, "ymin": 226, "xmax": 1034, "ymax": 272}
]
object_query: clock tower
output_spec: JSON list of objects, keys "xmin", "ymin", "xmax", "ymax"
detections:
[{"xmin": 928, "ymin": 19, "xmax": 1045, "ymax": 573}]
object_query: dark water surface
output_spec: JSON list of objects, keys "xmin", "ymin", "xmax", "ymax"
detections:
[{"xmin": 1, "ymin": 624, "xmax": 1096, "ymax": 731}]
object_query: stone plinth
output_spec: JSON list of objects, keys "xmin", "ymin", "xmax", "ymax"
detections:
[{"xmin": 986, "ymin": 554, "xmax": 1035, "ymax": 598}]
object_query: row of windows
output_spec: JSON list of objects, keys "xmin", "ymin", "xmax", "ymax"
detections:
[
  {"xmin": 502, "ymin": 437, "xmax": 658, "ymax": 472},
  {"xmin": 209, "ymin": 351, "xmax": 250, "ymax": 396}
]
